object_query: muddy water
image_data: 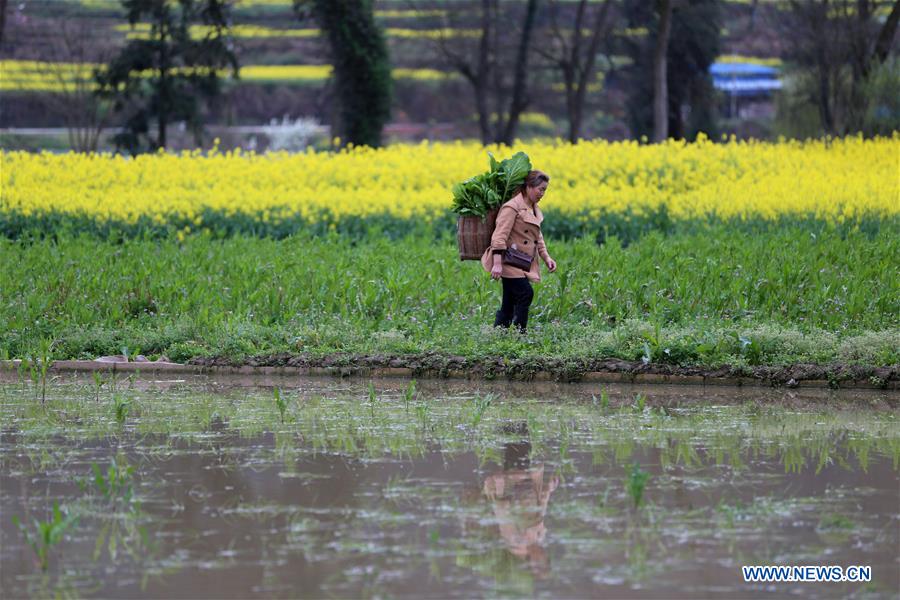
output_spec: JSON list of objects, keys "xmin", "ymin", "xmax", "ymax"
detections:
[{"xmin": 1, "ymin": 376, "xmax": 898, "ymax": 598}]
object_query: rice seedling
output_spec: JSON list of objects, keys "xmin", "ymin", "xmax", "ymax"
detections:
[
  {"xmin": 470, "ymin": 394, "xmax": 494, "ymax": 428},
  {"xmin": 24, "ymin": 337, "xmax": 54, "ymax": 405},
  {"xmin": 2, "ymin": 381, "xmax": 898, "ymax": 475},
  {"xmin": 91, "ymin": 371, "xmax": 105, "ymax": 403},
  {"xmin": 632, "ymin": 394, "xmax": 646, "ymax": 413},
  {"xmin": 627, "ymin": 463, "xmax": 651, "ymax": 509},
  {"xmin": 594, "ymin": 388, "xmax": 610, "ymax": 411},
  {"xmin": 273, "ymin": 387, "xmax": 287, "ymax": 424},
  {"xmin": 367, "ymin": 381, "xmax": 381, "ymax": 420},
  {"xmin": 415, "ymin": 401, "xmax": 430, "ymax": 431},
  {"xmin": 12, "ymin": 502, "xmax": 79, "ymax": 571},
  {"xmin": 79, "ymin": 456, "xmax": 135, "ymax": 507},
  {"xmin": 113, "ymin": 393, "xmax": 131, "ymax": 425},
  {"xmin": 402, "ymin": 379, "xmax": 416, "ymax": 414}
]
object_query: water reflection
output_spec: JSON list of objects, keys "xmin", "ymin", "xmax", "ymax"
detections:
[
  {"xmin": 2, "ymin": 381, "xmax": 898, "ymax": 598},
  {"xmin": 483, "ymin": 441, "xmax": 558, "ymax": 579}
]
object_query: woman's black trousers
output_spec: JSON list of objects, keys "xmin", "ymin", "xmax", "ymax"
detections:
[{"xmin": 494, "ymin": 277, "xmax": 534, "ymax": 333}]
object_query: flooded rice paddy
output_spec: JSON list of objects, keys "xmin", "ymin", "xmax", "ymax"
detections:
[{"xmin": 1, "ymin": 374, "xmax": 898, "ymax": 598}]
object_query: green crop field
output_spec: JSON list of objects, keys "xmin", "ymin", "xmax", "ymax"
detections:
[{"xmin": 3, "ymin": 224, "xmax": 897, "ymax": 370}]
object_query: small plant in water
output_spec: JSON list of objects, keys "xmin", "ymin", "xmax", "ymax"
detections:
[
  {"xmin": 76, "ymin": 459, "xmax": 149, "ymax": 562},
  {"xmin": 470, "ymin": 394, "xmax": 494, "ymax": 427},
  {"xmin": 113, "ymin": 393, "xmax": 131, "ymax": 424},
  {"xmin": 92, "ymin": 371, "xmax": 105, "ymax": 402},
  {"xmin": 627, "ymin": 462, "xmax": 650, "ymax": 509},
  {"xmin": 368, "ymin": 381, "xmax": 377, "ymax": 418},
  {"xmin": 26, "ymin": 337, "xmax": 54, "ymax": 405},
  {"xmin": 12, "ymin": 502, "xmax": 79, "ymax": 571},
  {"xmin": 632, "ymin": 393, "xmax": 646, "ymax": 413},
  {"xmin": 403, "ymin": 379, "xmax": 417, "ymax": 414},
  {"xmin": 415, "ymin": 401, "xmax": 430, "ymax": 429},
  {"xmin": 274, "ymin": 387, "xmax": 287, "ymax": 424},
  {"xmin": 80, "ymin": 456, "xmax": 135, "ymax": 506},
  {"xmin": 592, "ymin": 388, "xmax": 610, "ymax": 411}
]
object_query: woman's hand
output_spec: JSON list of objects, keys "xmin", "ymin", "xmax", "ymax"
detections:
[
  {"xmin": 491, "ymin": 264, "xmax": 503, "ymax": 280},
  {"xmin": 546, "ymin": 256, "xmax": 557, "ymax": 272}
]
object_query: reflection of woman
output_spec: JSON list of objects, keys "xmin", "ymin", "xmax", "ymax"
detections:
[
  {"xmin": 481, "ymin": 170, "xmax": 557, "ymax": 334},
  {"xmin": 482, "ymin": 442, "xmax": 559, "ymax": 578}
]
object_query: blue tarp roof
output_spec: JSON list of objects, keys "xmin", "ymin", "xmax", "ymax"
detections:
[
  {"xmin": 713, "ymin": 78, "xmax": 783, "ymax": 95},
  {"xmin": 710, "ymin": 62, "xmax": 779, "ymax": 77},
  {"xmin": 710, "ymin": 61, "xmax": 781, "ymax": 95}
]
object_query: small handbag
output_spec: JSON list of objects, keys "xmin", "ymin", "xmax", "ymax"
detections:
[{"xmin": 502, "ymin": 245, "xmax": 533, "ymax": 270}]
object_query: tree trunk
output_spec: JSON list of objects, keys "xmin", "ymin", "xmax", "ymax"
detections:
[
  {"xmin": 312, "ymin": 0, "xmax": 392, "ymax": 147},
  {"xmin": 748, "ymin": 0, "xmax": 759, "ymax": 34},
  {"xmin": 570, "ymin": 0, "xmax": 611, "ymax": 142},
  {"xmin": 476, "ymin": 0, "xmax": 493, "ymax": 144},
  {"xmin": 564, "ymin": 0, "xmax": 587, "ymax": 143},
  {"xmin": 500, "ymin": 0, "xmax": 539, "ymax": 145},
  {"xmin": 565, "ymin": 65, "xmax": 578, "ymax": 143},
  {"xmin": 653, "ymin": 0, "xmax": 673, "ymax": 142},
  {"xmin": 815, "ymin": 36, "xmax": 835, "ymax": 134},
  {"xmin": 158, "ymin": 27, "xmax": 168, "ymax": 149},
  {"xmin": 475, "ymin": 81, "xmax": 491, "ymax": 145},
  {"xmin": 0, "ymin": 0, "xmax": 7, "ymax": 46},
  {"xmin": 817, "ymin": 66, "xmax": 835, "ymax": 134},
  {"xmin": 850, "ymin": 0, "xmax": 870, "ymax": 85},
  {"xmin": 868, "ymin": 0, "xmax": 900, "ymax": 75}
]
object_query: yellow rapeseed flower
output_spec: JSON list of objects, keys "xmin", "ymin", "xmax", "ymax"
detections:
[{"xmin": 1, "ymin": 136, "xmax": 897, "ymax": 226}]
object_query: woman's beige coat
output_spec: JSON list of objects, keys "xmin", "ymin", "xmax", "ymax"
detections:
[{"xmin": 481, "ymin": 192, "xmax": 550, "ymax": 282}]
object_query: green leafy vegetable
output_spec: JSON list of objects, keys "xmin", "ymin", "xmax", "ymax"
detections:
[{"xmin": 451, "ymin": 151, "xmax": 532, "ymax": 218}]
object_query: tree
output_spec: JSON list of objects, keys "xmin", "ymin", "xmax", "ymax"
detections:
[
  {"xmin": 41, "ymin": 21, "xmax": 115, "ymax": 152},
  {"xmin": 96, "ymin": 0, "xmax": 238, "ymax": 154},
  {"xmin": 622, "ymin": 0, "xmax": 721, "ymax": 141},
  {"xmin": 652, "ymin": 0, "xmax": 673, "ymax": 142},
  {"xmin": 666, "ymin": 0, "xmax": 720, "ymax": 139},
  {"xmin": 538, "ymin": 0, "xmax": 614, "ymax": 142},
  {"xmin": 9, "ymin": 17, "xmax": 114, "ymax": 152},
  {"xmin": 432, "ymin": 0, "xmax": 540, "ymax": 145},
  {"xmin": 294, "ymin": 0, "xmax": 392, "ymax": 148},
  {"xmin": 782, "ymin": 0, "xmax": 899, "ymax": 135}
]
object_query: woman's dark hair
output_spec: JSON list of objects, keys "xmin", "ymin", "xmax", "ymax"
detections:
[{"xmin": 519, "ymin": 170, "xmax": 549, "ymax": 197}]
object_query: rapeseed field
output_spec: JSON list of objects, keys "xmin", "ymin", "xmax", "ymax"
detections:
[{"xmin": 3, "ymin": 136, "xmax": 896, "ymax": 236}]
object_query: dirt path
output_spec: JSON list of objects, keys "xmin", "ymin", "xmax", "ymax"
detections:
[{"xmin": 3, "ymin": 355, "xmax": 895, "ymax": 391}]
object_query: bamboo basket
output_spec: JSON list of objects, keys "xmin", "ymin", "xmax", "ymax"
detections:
[{"xmin": 457, "ymin": 208, "xmax": 499, "ymax": 260}]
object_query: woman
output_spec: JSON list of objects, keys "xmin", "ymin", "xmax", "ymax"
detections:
[{"xmin": 480, "ymin": 170, "xmax": 557, "ymax": 334}]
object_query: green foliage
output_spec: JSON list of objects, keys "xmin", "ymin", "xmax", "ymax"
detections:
[
  {"xmin": 774, "ymin": 71, "xmax": 827, "ymax": 139},
  {"xmin": 490, "ymin": 151, "xmax": 532, "ymax": 206},
  {"xmin": 2, "ymin": 203, "xmax": 893, "ymax": 247},
  {"xmin": 12, "ymin": 502, "xmax": 79, "ymax": 571},
  {"xmin": 451, "ymin": 151, "xmax": 532, "ymax": 217},
  {"xmin": 1, "ymin": 222, "xmax": 897, "ymax": 367},
  {"xmin": 96, "ymin": 0, "xmax": 239, "ymax": 154},
  {"xmin": 861, "ymin": 57, "xmax": 900, "ymax": 136}
]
